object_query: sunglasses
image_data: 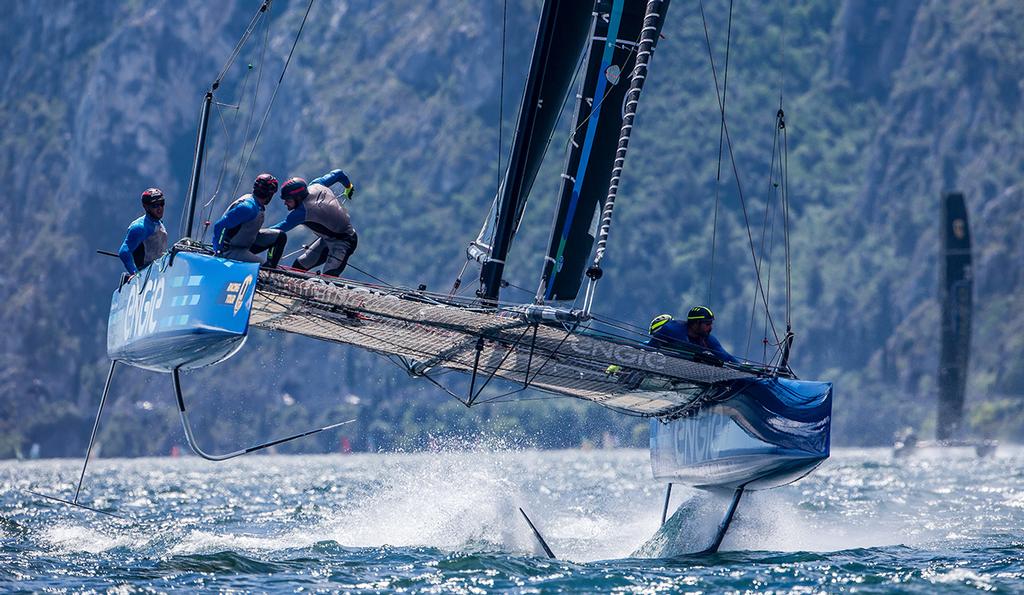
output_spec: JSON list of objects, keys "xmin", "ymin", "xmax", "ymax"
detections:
[{"xmin": 147, "ymin": 201, "xmax": 165, "ymax": 208}]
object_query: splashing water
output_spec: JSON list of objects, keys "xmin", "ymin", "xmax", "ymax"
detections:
[{"xmin": 3, "ymin": 445, "xmax": 1024, "ymax": 592}]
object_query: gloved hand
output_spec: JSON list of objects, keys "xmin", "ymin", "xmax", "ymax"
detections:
[
  {"xmin": 605, "ymin": 364, "xmax": 622, "ymax": 375},
  {"xmin": 343, "ymin": 184, "xmax": 355, "ymax": 199}
]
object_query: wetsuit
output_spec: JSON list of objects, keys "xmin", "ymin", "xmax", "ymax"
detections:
[
  {"xmin": 212, "ymin": 194, "xmax": 286, "ymax": 267},
  {"xmin": 118, "ymin": 214, "xmax": 168, "ymax": 274},
  {"xmin": 648, "ymin": 319, "xmax": 737, "ymax": 363},
  {"xmin": 270, "ymin": 169, "xmax": 357, "ymax": 276}
]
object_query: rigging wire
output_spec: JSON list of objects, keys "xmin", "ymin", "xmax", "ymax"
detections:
[
  {"xmin": 186, "ymin": 0, "xmax": 274, "ymax": 241},
  {"xmin": 214, "ymin": 2, "xmax": 273, "ymax": 87},
  {"xmin": 198, "ymin": 74, "xmax": 253, "ymax": 243},
  {"xmin": 781, "ymin": 105, "xmax": 792, "ymax": 331},
  {"xmin": 697, "ymin": 2, "xmax": 781, "ymax": 347},
  {"xmin": 229, "ymin": 5, "xmax": 273, "ymax": 201},
  {"xmin": 704, "ymin": 0, "xmax": 734, "ymax": 305},
  {"xmin": 745, "ymin": 113, "xmax": 782, "ymax": 360},
  {"xmin": 496, "ymin": 0, "xmax": 507, "ymax": 198},
  {"xmin": 237, "ymin": 0, "xmax": 316, "ymax": 181}
]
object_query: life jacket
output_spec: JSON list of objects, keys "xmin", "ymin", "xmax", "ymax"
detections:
[
  {"xmin": 302, "ymin": 183, "xmax": 355, "ymax": 240},
  {"xmin": 222, "ymin": 195, "xmax": 265, "ymax": 248},
  {"xmin": 133, "ymin": 216, "xmax": 168, "ymax": 270}
]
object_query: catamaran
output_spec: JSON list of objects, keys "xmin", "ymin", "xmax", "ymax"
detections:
[
  {"xmin": 892, "ymin": 191, "xmax": 996, "ymax": 458},
  {"xmin": 52, "ymin": 0, "xmax": 832, "ymax": 553}
]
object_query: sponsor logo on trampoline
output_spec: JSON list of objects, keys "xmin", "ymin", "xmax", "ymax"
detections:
[{"xmin": 569, "ymin": 340, "xmax": 667, "ymax": 369}]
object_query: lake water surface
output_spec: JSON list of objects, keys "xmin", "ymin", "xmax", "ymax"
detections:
[{"xmin": 2, "ymin": 445, "xmax": 1022, "ymax": 592}]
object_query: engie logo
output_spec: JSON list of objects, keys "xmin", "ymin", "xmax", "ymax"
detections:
[
  {"xmin": 123, "ymin": 276, "xmax": 165, "ymax": 338},
  {"xmin": 224, "ymin": 274, "xmax": 253, "ymax": 316}
]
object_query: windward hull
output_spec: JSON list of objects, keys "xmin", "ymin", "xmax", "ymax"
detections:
[
  {"xmin": 650, "ymin": 377, "xmax": 832, "ymax": 490},
  {"xmin": 107, "ymin": 251, "xmax": 258, "ymax": 372}
]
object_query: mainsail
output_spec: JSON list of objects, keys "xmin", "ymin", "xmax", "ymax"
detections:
[
  {"xmin": 478, "ymin": 0, "xmax": 594, "ymax": 301},
  {"xmin": 540, "ymin": 0, "xmax": 669, "ymax": 302},
  {"xmin": 937, "ymin": 191, "xmax": 972, "ymax": 440}
]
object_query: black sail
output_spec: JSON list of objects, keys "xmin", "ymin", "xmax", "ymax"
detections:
[
  {"xmin": 479, "ymin": 0, "xmax": 594, "ymax": 301},
  {"xmin": 539, "ymin": 0, "xmax": 669, "ymax": 302},
  {"xmin": 937, "ymin": 191, "xmax": 972, "ymax": 440}
]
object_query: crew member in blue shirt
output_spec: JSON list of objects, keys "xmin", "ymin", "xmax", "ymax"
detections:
[
  {"xmin": 648, "ymin": 306, "xmax": 737, "ymax": 363},
  {"xmin": 118, "ymin": 187, "xmax": 168, "ymax": 278},
  {"xmin": 212, "ymin": 173, "xmax": 287, "ymax": 267},
  {"xmin": 271, "ymin": 168, "xmax": 357, "ymax": 277}
]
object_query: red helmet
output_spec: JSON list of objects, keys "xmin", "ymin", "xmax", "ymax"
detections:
[
  {"xmin": 141, "ymin": 188, "xmax": 165, "ymax": 206},
  {"xmin": 281, "ymin": 177, "xmax": 309, "ymax": 201},
  {"xmin": 253, "ymin": 173, "xmax": 279, "ymax": 199}
]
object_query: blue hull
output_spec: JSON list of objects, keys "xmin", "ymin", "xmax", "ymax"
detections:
[
  {"xmin": 107, "ymin": 252, "xmax": 259, "ymax": 372},
  {"xmin": 650, "ymin": 377, "xmax": 832, "ymax": 490}
]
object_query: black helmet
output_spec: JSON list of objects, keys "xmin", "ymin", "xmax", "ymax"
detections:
[
  {"xmin": 253, "ymin": 173, "xmax": 279, "ymax": 199},
  {"xmin": 687, "ymin": 306, "xmax": 715, "ymax": 322},
  {"xmin": 281, "ymin": 177, "xmax": 309, "ymax": 201},
  {"xmin": 649, "ymin": 314, "xmax": 672, "ymax": 334},
  {"xmin": 141, "ymin": 188, "xmax": 165, "ymax": 206}
]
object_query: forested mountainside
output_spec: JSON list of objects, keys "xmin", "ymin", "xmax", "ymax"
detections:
[{"xmin": 1, "ymin": 0, "xmax": 1021, "ymax": 458}]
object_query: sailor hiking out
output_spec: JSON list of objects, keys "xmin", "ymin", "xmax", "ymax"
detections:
[
  {"xmin": 118, "ymin": 187, "xmax": 169, "ymax": 278},
  {"xmin": 271, "ymin": 168, "xmax": 357, "ymax": 277},
  {"xmin": 648, "ymin": 306, "xmax": 737, "ymax": 363},
  {"xmin": 212, "ymin": 173, "xmax": 287, "ymax": 268}
]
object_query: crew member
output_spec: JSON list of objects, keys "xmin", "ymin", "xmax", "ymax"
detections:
[
  {"xmin": 648, "ymin": 306, "xmax": 737, "ymax": 362},
  {"xmin": 119, "ymin": 188, "xmax": 169, "ymax": 277},
  {"xmin": 270, "ymin": 168, "xmax": 357, "ymax": 277},
  {"xmin": 212, "ymin": 173, "xmax": 287, "ymax": 267}
]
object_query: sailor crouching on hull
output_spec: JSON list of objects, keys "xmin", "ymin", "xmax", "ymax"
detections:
[
  {"xmin": 271, "ymin": 169, "xmax": 357, "ymax": 277},
  {"xmin": 118, "ymin": 188, "xmax": 169, "ymax": 280},
  {"xmin": 212, "ymin": 173, "xmax": 287, "ymax": 268},
  {"xmin": 648, "ymin": 307, "xmax": 737, "ymax": 363}
]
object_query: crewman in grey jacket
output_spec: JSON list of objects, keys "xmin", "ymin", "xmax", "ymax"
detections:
[
  {"xmin": 212, "ymin": 173, "xmax": 286, "ymax": 267},
  {"xmin": 271, "ymin": 169, "xmax": 357, "ymax": 277}
]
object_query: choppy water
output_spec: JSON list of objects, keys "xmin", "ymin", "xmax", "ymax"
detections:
[{"xmin": 2, "ymin": 444, "xmax": 1023, "ymax": 593}]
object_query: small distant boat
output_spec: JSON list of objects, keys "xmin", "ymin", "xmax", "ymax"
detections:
[{"xmin": 893, "ymin": 191, "xmax": 996, "ymax": 458}]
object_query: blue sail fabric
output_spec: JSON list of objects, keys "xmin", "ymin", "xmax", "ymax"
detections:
[{"xmin": 540, "ymin": 0, "xmax": 671, "ymax": 301}]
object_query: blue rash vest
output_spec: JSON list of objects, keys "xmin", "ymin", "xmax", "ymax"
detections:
[
  {"xmin": 118, "ymin": 214, "xmax": 168, "ymax": 274},
  {"xmin": 648, "ymin": 319, "xmax": 737, "ymax": 363},
  {"xmin": 270, "ymin": 169, "xmax": 352, "ymax": 234},
  {"xmin": 212, "ymin": 195, "xmax": 264, "ymax": 252}
]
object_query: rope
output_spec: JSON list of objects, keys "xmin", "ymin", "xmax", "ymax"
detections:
[
  {"xmin": 782, "ymin": 107, "xmax": 792, "ymax": 330},
  {"xmin": 238, "ymin": 0, "xmax": 316, "ymax": 179},
  {"xmin": 214, "ymin": 1, "xmax": 272, "ymax": 87},
  {"xmin": 497, "ymin": 0, "xmax": 507, "ymax": 196},
  {"xmin": 344, "ymin": 262, "xmax": 395, "ymax": 288},
  {"xmin": 193, "ymin": 0, "xmax": 273, "ymax": 241},
  {"xmin": 745, "ymin": 112, "xmax": 783, "ymax": 361},
  {"xmin": 704, "ymin": 0, "xmax": 734, "ymax": 304},
  {"xmin": 229, "ymin": 7, "xmax": 273, "ymax": 201},
  {"xmin": 198, "ymin": 70, "xmax": 254, "ymax": 243},
  {"xmin": 697, "ymin": 1, "xmax": 781, "ymax": 347}
]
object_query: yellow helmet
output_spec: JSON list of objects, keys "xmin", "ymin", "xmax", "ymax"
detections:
[
  {"xmin": 649, "ymin": 314, "xmax": 672, "ymax": 334},
  {"xmin": 687, "ymin": 306, "xmax": 715, "ymax": 321}
]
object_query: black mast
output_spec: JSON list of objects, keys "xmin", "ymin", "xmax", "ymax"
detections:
[
  {"xmin": 184, "ymin": 89, "xmax": 215, "ymax": 239},
  {"xmin": 478, "ymin": 0, "xmax": 593, "ymax": 302}
]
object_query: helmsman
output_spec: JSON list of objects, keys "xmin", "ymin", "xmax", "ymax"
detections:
[{"xmin": 118, "ymin": 188, "xmax": 169, "ymax": 278}]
